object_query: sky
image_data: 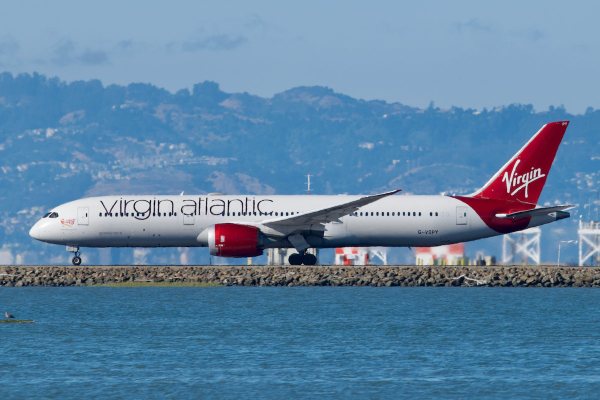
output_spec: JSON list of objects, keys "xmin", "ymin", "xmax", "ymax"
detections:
[{"xmin": 0, "ymin": 0, "xmax": 599, "ymax": 113}]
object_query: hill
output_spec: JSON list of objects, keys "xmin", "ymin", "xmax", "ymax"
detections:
[{"xmin": 0, "ymin": 72, "xmax": 597, "ymax": 264}]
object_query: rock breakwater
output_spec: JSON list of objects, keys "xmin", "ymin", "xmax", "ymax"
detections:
[{"xmin": 0, "ymin": 265, "xmax": 599, "ymax": 287}]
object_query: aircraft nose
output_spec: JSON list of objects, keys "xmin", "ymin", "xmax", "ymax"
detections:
[{"xmin": 29, "ymin": 223, "xmax": 42, "ymax": 240}]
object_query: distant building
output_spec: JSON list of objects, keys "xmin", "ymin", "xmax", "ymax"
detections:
[
  {"xmin": 415, "ymin": 244, "xmax": 466, "ymax": 266},
  {"xmin": 335, "ymin": 247, "xmax": 370, "ymax": 266},
  {"xmin": 334, "ymin": 247, "xmax": 388, "ymax": 266}
]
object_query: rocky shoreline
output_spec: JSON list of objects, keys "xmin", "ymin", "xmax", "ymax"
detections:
[{"xmin": 0, "ymin": 265, "xmax": 599, "ymax": 287}]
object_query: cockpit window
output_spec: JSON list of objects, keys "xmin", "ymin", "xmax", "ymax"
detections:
[
  {"xmin": 48, "ymin": 212, "xmax": 59, "ymax": 218},
  {"xmin": 43, "ymin": 212, "xmax": 51, "ymax": 218}
]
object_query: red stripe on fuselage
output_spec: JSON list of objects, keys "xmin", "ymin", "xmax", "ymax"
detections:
[{"xmin": 452, "ymin": 196, "xmax": 532, "ymax": 234}]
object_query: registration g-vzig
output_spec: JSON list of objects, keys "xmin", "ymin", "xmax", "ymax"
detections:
[{"xmin": 30, "ymin": 121, "xmax": 572, "ymax": 266}]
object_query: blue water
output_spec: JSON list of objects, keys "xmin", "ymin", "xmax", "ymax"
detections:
[{"xmin": 1, "ymin": 287, "xmax": 600, "ymax": 399}]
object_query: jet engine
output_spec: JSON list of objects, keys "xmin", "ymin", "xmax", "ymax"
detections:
[{"xmin": 201, "ymin": 223, "xmax": 263, "ymax": 257}]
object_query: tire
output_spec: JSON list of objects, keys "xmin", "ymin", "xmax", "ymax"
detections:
[
  {"xmin": 288, "ymin": 253, "xmax": 303, "ymax": 265},
  {"xmin": 302, "ymin": 253, "xmax": 317, "ymax": 265},
  {"xmin": 72, "ymin": 256, "xmax": 82, "ymax": 266}
]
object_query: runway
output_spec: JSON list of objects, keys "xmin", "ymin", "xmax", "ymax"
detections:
[{"xmin": 0, "ymin": 265, "xmax": 598, "ymax": 287}]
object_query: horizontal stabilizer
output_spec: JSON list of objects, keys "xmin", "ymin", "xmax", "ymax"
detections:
[{"xmin": 495, "ymin": 205, "xmax": 574, "ymax": 219}]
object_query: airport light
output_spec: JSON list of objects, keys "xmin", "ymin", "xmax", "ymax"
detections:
[{"xmin": 557, "ymin": 240, "xmax": 577, "ymax": 267}]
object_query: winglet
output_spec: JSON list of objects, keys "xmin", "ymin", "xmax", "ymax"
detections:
[{"xmin": 372, "ymin": 189, "xmax": 401, "ymax": 197}]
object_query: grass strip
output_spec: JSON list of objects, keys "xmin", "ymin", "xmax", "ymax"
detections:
[{"xmin": 0, "ymin": 319, "xmax": 34, "ymax": 324}]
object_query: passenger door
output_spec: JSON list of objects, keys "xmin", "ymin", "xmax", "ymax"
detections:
[
  {"xmin": 183, "ymin": 214, "xmax": 195, "ymax": 226},
  {"xmin": 77, "ymin": 207, "xmax": 89, "ymax": 225},
  {"xmin": 456, "ymin": 206, "xmax": 468, "ymax": 225}
]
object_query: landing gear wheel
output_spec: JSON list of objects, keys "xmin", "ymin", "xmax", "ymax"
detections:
[
  {"xmin": 72, "ymin": 256, "xmax": 82, "ymax": 266},
  {"xmin": 288, "ymin": 253, "xmax": 303, "ymax": 265},
  {"xmin": 302, "ymin": 253, "xmax": 317, "ymax": 266}
]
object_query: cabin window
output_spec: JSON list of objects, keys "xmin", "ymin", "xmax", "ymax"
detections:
[{"xmin": 435, "ymin": 212, "xmax": 439, "ymax": 216}]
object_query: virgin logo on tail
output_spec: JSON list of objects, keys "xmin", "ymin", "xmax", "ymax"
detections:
[{"xmin": 501, "ymin": 159, "xmax": 546, "ymax": 199}]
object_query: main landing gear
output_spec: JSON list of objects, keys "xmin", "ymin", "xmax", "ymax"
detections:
[
  {"xmin": 288, "ymin": 252, "xmax": 317, "ymax": 266},
  {"xmin": 67, "ymin": 245, "xmax": 82, "ymax": 266}
]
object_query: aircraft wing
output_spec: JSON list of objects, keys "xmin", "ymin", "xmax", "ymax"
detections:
[
  {"xmin": 495, "ymin": 205, "xmax": 574, "ymax": 219},
  {"xmin": 262, "ymin": 189, "xmax": 401, "ymax": 229}
]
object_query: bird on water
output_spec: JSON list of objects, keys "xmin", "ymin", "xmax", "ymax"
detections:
[{"xmin": 4, "ymin": 311, "xmax": 14, "ymax": 319}]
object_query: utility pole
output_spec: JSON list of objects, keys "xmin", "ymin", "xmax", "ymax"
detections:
[{"xmin": 557, "ymin": 240, "xmax": 577, "ymax": 267}]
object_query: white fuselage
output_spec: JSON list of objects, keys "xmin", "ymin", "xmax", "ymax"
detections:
[{"xmin": 29, "ymin": 194, "xmax": 560, "ymax": 250}]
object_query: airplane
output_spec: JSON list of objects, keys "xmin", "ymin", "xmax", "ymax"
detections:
[{"xmin": 30, "ymin": 121, "xmax": 572, "ymax": 266}]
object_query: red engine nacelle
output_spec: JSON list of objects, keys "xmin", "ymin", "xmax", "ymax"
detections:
[{"xmin": 205, "ymin": 223, "xmax": 263, "ymax": 257}]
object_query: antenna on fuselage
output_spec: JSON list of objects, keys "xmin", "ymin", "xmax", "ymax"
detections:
[{"xmin": 306, "ymin": 174, "xmax": 312, "ymax": 194}]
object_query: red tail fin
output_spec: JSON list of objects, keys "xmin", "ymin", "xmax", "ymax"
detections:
[{"xmin": 471, "ymin": 121, "xmax": 569, "ymax": 204}]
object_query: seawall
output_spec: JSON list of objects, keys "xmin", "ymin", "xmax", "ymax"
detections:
[{"xmin": 0, "ymin": 265, "xmax": 599, "ymax": 287}]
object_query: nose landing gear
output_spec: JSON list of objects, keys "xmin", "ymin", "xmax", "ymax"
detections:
[
  {"xmin": 72, "ymin": 254, "xmax": 82, "ymax": 266},
  {"xmin": 67, "ymin": 245, "xmax": 82, "ymax": 266}
]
